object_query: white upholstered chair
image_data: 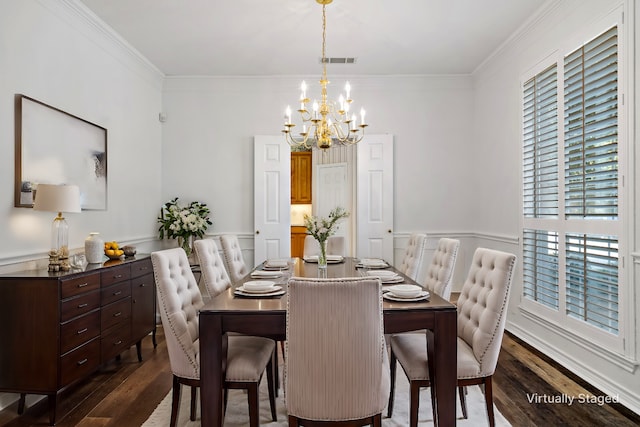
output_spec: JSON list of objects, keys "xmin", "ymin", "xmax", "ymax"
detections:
[
  {"xmin": 422, "ymin": 237, "xmax": 460, "ymax": 302},
  {"xmin": 387, "ymin": 237, "xmax": 460, "ymax": 419},
  {"xmin": 151, "ymin": 248, "xmax": 277, "ymax": 427},
  {"xmin": 303, "ymin": 235, "xmax": 346, "ymax": 258},
  {"xmin": 397, "ymin": 233, "xmax": 427, "ymax": 281},
  {"xmin": 219, "ymin": 234, "xmax": 250, "ymax": 284},
  {"xmin": 285, "ymin": 277, "xmax": 390, "ymax": 426},
  {"xmin": 388, "ymin": 248, "xmax": 517, "ymax": 427},
  {"xmin": 193, "ymin": 238, "xmax": 232, "ymax": 300}
]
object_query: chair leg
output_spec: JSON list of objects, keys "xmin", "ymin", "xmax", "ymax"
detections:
[
  {"xmin": 170, "ymin": 376, "xmax": 181, "ymax": 427},
  {"xmin": 372, "ymin": 413, "xmax": 382, "ymax": 427},
  {"xmin": 409, "ymin": 381, "xmax": 421, "ymax": 427},
  {"xmin": 247, "ymin": 383, "xmax": 260, "ymax": 427},
  {"xmin": 387, "ymin": 348, "xmax": 397, "ymax": 417},
  {"xmin": 458, "ymin": 386, "xmax": 468, "ymax": 419},
  {"xmin": 484, "ymin": 377, "xmax": 495, "ymax": 427},
  {"xmin": 17, "ymin": 393, "xmax": 26, "ymax": 414},
  {"xmin": 288, "ymin": 415, "xmax": 298, "ymax": 426},
  {"xmin": 267, "ymin": 352, "xmax": 278, "ymax": 421},
  {"xmin": 190, "ymin": 385, "xmax": 197, "ymax": 421},
  {"xmin": 430, "ymin": 385, "xmax": 438, "ymax": 427}
]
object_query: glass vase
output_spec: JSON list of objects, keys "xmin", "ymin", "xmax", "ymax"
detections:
[
  {"xmin": 178, "ymin": 236, "xmax": 193, "ymax": 256},
  {"xmin": 318, "ymin": 239, "xmax": 328, "ymax": 269}
]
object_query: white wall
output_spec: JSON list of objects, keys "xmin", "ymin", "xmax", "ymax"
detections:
[
  {"xmin": 161, "ymin": 75, "xmax": 474, "ymax": 267},
  {"xmin": 471, "ymin": 0, "xmax": 639, "ymax": 414},
  {"xmin": 0, "ymin": 0, "xmax": 164, "ymax": 269}
]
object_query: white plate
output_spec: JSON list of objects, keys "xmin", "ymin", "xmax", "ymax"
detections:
[
  {"xmin": 380, "ymin": 276, "xmax": 405, "ymax": 284},
  {"xmin": 387, "ymin": 284, "xmax": 423, "ymax": 298},
  {"xmin": 250, "ymin": 271, "xmax": 283, "ymax": 278},
  {"xmin": 303, "ymin": 255, "xmax": 344, "ymax": 263},
  {"xmin": 237, "ymin": 284, "xmax": 282, "ymax": 294},
  {"xmin": 234, "ymin": 288, "xmax": 285, "ymax": 297},
  {"xmin": 242, "ymin": 280, "xmax": 276, "ymax": 292},
  {"xmin": 366, "ymin": 270, "xmax": 397, "ymax": 278},
  {"xmin": 383, "ymin": 291, "xmax": 430, "ymax": 302}
]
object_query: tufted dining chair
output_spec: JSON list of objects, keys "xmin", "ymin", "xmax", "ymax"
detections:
[
  {"xmin": 387, "ymin": 237, "xmax": 460, "ymax": 419},
  {"xmin": 397, "ymin": 233, "xmax": 427, "ymax": 281},
  {"xmin": 303, "ymin": 235, "xmax": 346, "ymax": 258},
  {"xmin": 193, "ymin": 238, "xmax": 232, "ymax": 300},
  {"xmin": 422, "ymin": 238, "xmax": 460, "ymax": 302},
  {"xmin": 388, "ymin": 248, "xmax": 516, "ymax": 427},
  {"xmin": 151, "ymin": 248, "xmax": 277, "ymax": 427},
  {"xmin": 219, "ymin": 234, "xmax": 250, "ymax": 284},
  {"xmin": 285, "ymin": 277, "xmax": 390, "ymax": 426}
]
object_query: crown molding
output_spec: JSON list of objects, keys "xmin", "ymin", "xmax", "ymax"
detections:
[{"xmin": 36, "ymin": 0, "xmax": 165, "ymax": 89}]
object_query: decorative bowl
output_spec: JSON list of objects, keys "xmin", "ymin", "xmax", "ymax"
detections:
[{"xmin": 123, "ymin": 245, "xmax": 137, "ymax": 257}]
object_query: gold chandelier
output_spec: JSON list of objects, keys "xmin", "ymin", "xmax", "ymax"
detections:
[{"xmin": 282, "ymin": 0, "xmax": 367, "ymax": 150}]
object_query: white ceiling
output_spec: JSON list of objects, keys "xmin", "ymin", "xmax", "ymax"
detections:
[{"xmin": 77, "ymin": 0, "xmax": 547, "ymax": 77}]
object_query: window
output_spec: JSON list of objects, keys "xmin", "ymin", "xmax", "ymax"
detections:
[{"xmin": 522, "ymin": 26, "xmax": 621, "ymax": 339}]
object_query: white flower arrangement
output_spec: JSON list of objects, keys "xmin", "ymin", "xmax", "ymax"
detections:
[{"xmin": 157, "ymin": 198, "xmax": 212, "ymax": 254}]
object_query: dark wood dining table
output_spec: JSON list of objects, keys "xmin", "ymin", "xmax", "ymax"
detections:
[{"xmin": 199, "ymin": 257, "xmax": 457, "ymax": 426}]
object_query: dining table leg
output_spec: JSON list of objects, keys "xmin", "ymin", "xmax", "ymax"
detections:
[
  {"xmin": 200, "ymin": 313, "xmax": 226, "ymax": 427},
  {"xmin": 433, "ymin": 309, "xmax": 457, "ymax": 426}
]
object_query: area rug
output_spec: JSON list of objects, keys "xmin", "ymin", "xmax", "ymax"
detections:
[{"xmin": 143, "ymin": 366, "xmax": 511, "ymax": 427}]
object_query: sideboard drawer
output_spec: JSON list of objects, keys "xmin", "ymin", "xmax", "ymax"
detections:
[
  {"xmin": 101, "ymin": 325, "xmax": 131, "ymax": 362},
  {"xmin": 101, "ymin": 281, "xmax": 131, "ymax": 306},
  {"xmin": 61, "ymin": 274, "xmax": 100, "ymax": 299},
  {"xmin": 61, "ymin": 290, "xmax": 100, "ymax": 323},
  {"xmin": 131, "ymin": 258, "xmax": 152, "ymax": 278},
  {"xmin": 59, "ymin": 338, "xmax": 100, "ymax": 387},
  {"xmin": 101, "ymin": 297, "xmax": 131, "ymax": 331},
  {"xmin": 101, "ymin": 265, "xmax": 131, "ymax": 287},
  {"xmin": 60, "ymin": 310, "xmax": 100, "ymax": 355}
]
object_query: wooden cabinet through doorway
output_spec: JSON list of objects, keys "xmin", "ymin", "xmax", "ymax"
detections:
[{"xmin": 291, "ymin": 151, "xmax": 312, "ymax": 204}]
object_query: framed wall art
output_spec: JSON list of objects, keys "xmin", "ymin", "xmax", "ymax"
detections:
[{"xmin": 15, "ymin": 94, "xmax": 108, "ymax": 210}]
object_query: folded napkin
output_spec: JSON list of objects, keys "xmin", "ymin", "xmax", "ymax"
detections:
[{"xmin": 265, "ymin": 259, "xmax": 289, "ymax": 268}]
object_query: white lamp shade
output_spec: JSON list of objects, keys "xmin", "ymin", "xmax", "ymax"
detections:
[{"xmin": 33, "ymin": 184, "xmax": 81, "ymax": 213}]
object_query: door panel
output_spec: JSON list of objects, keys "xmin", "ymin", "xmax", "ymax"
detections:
[
  {"xmin": 357, "ymin": 135, "xmax": 394, "ymax": 261},
  {"xmin": 254, "ymin": 136, "xmax": 291, "ymax": 262}
]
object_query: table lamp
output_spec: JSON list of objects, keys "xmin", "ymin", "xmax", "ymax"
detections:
[{"xmin": 33, "ymin": 184, "xmax": 81, "ymax": 269}]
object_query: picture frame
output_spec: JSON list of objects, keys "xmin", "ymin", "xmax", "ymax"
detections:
[{"xmin": 14, "ymin": 94, "xmax": 108, "ymax": 210}]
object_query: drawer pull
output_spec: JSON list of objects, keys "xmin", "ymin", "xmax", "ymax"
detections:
[
  {"xmin": 113, "ymin": 312, "xmax": 122, "ymax": 317},
  {"xmin": 140, "ymin": 283, "xmax": 147, "ymax": 287},
  {"xmin": 77, "ymin": 328, "xmax": 88, "ymax": 335},
  {"xmin": 113, "ymin": 290, "xmax": 122, "ymax": 296},
  {"xmin": 113, "ymin": 274, "xmax": 123, "ymax": 279},
  {"xmin": 77, "ymin": 358, "xmax": 88, "ymax": 366},
  {"xmin": 77, "ymin": 282, "xmax": 89, "ymax": 288},
  {"xmin": 114, "ymin": 340, "xmax": 123, "ymax": 346},
  {"xmin": 78, "ymin": 303, "xmax": 88, "ymax": 308}
]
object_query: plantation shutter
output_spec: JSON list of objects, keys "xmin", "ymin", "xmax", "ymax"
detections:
[
  {"xmin": 523, "ymin": 229, "xmax": 559, "ymax": 309},
  {"xmin": 523, "ymin": 65, "xmax": 558, "ymax": 218},
  {"xmin": 565, "ymin": 233, "xmax": 619, "ymax": 334},
  {"xmin": 564, "ymin": 27, "xmax": 618, "ymax": 219}
]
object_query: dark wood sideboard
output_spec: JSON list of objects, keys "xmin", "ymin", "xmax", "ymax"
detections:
[{"xmin": 0, "ymin": 254, "xmax": 156, "ymax": 425}]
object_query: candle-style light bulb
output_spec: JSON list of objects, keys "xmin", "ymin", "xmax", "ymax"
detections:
[
  {"xmin": 300, "ymin": 81, "xmax": 307, "ymax": 100},
  {"xmin": 345, "ymin": 82, "xmax": 351, "ymax": 100},
  {"xmin": 360, "ymin": 108, "xmax": 366, "ymax": 125},
  {"xmin": 351, "ymin": 114, "xmax": 356, "ymax": 130},
  {"xmin": 338, "ymin": 94, "xmax": 345, "ymax": 111},
  {"xmin": 285, "ymin": 106, "xmax": 292, "ymax": 124}
]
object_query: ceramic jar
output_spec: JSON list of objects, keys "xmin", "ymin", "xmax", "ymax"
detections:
[{"xmin": 85, "ymin": 232, "xmax": 104, "ymax": 264}]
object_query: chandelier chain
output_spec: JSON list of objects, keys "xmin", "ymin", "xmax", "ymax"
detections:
[{"xmin": 281, "ymin": 0, "xmax": 368, "ymax": 150}]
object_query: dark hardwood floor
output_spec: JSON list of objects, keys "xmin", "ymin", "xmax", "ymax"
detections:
[{"xmin": 1, "ymin": 327, "xmax": 638, "ymax": 426}]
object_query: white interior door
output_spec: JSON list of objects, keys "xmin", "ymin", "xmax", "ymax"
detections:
[
  {"xmin": 314, "ymin": 162, "xmax": 351, "ymax": 254},
  {"xmin": 254, "ymin": 136, "xmax": 290, "ymax": 262},
  {"xmin": 356, "ymin": 135, "xmax": 394, "ymax": 261}
]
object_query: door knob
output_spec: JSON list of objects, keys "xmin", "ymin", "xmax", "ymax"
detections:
[
  {"xmin": 256, "ymin": 230, "xmax": 260, "ymax": 234},
  {"xmin": 388, "ymin": 229, "xmax": 392, "ymax": 233}
]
